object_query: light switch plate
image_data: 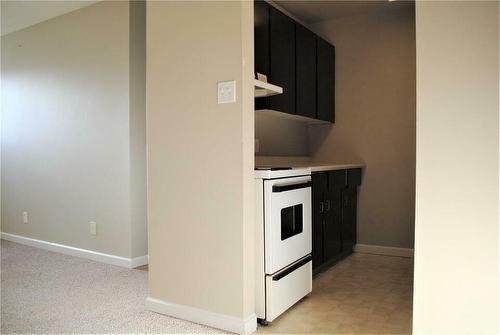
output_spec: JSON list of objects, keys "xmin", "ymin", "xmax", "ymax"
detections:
[
  {"xmin": 90, "ymin": 221, "xmax": 97, "ymax": 235},
  {"xmin": 218, "ymin": 80, "xmax": 236, "ymax": 104}
]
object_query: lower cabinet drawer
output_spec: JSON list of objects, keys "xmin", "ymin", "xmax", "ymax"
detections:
[{"xmin": 265, "ymin": 258, "xmax": 312, "ymax": 322}]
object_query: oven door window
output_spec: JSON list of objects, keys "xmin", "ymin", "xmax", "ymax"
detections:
[{"xmin": 281, "ymin": 204, "xmax": 303, "ymax": 241}]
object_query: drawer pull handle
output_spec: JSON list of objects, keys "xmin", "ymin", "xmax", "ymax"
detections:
[{"xmin": 272, "ymin": 255, "xmax": 312, "ymax": 281}]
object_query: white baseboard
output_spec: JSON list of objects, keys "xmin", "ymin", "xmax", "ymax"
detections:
[
  {"xmin": 146, "ymin": 296, "xmax": 257, "ymax": 335},
  {"xmin": 130, "ymin": 254, "xmax": 149, "ymax": 268},
  {"xmin": 354, "ymin": 243, "xmax": 414, "ymax": 258},
  {"xmin": 1, "ymin": 232, "xmax": 148, "ymax": 268}
]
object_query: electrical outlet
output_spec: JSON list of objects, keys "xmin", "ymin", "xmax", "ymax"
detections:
[
  {"xmin": 217, "ymin": 80, "xmax": 236, "ymax": 104},
  {"xmin": 22, "ymin": 212, "xmax": 28, "ymax": 224},
  {"xmin": 89, "ymin": 221, "xmax": 97, "ymax": 235}
]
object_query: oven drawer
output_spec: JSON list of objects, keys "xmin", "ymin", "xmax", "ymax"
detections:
[{"xmin": 265, "ymin": 257, "xmax": 312, "ymax": 322}]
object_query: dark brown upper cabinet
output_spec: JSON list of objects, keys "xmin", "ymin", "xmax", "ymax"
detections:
[
  {"xmin": 254, "ymin": 0, "xmax": 270, "ymax": 76},
  {"xmin": 269, "ymin": 7, "xmax": 296, "ymax": 115},
  {"xmin": 295, "ymin": 24, "xmax": 317, "ymax": 119},
  {"xmin": 254, "ymin": 1, "xmax": 335, "ymax": 123},
  {"xmin": 317, "ymin": 37, "xmax": 335, "ymax": 123},
  {"xmin": 254, "ymin": 0, "xmax": 270, "ymax": 110}
]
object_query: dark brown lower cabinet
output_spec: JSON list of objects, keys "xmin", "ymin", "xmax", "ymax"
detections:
[
  {"xmin": 312, "ymin": 168, "xmax": 361, "ymax": 274},
  {"xmin": 312, "ymin": 172, "xmax": 326, "ymax": 269},
  {"xmin": 322, "ymin": 171, "xmax": 343, "ymax": 261},
  {"xmin": 341, "ymin": 187, "xmax": 357, "ymax": 253}
]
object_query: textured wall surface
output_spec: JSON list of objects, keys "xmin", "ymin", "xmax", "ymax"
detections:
[
  {"xmin": 310, "ymin": 4, "xmax": 416, "ymax": 249},
  {"xmin": 1, "ymin": 1, "xmax": 147, "ymax": 258},
  {"xmin": 147, "ymin": 0, "xmax": 255, "ymax": 323},
  {"xmin": 413, "ymin": 1, "xmax": 499, "ymax": 333}
]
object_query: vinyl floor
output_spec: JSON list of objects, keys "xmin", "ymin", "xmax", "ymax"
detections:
[{"xmin": 257, "ymin": 253, "xmax": 413, "ymax": 334}]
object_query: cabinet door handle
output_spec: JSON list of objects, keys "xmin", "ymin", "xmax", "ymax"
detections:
[
  {"xmin": 320, "ymin": 202, "xmax": 324, "ymax": 213},
  {"xmin": 325, "ymin": 200, "xmax": 331, "ymax": 212},
  {"xmin": 344, "ymin": 196, "xmax": 348, "ymax": 207}
]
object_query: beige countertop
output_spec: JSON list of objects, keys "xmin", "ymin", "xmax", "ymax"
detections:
[
  {"xmin": 283, "ymin": 163, "xmax": 365, "ymax": 172},
  {"xmin": 255, "ymin": 156, "xmax": 365, "ymax": 172},
  {"xmin": 255, "ymin": 157, "xmax": 365, "ymax": 172},
  {"xmin": 303, "ymin": 163, "xmax": 365, "ymax": 172}
]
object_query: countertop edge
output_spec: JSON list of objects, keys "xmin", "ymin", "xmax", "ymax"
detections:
[
  {"xmin": 309, "ymin": 164, "xmax": 365, "ymax": 172},
  {"xmin": 254, "ymin": 163, "xmax": 366, "ymax": 174}
]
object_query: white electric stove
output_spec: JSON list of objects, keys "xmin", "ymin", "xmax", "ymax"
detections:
[{"xmin": 254, "ymin": 167, "xmax": 312, "ymax": 324}]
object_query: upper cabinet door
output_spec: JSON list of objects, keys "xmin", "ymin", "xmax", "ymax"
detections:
[
  {"xmin": 254, "ymin": 0, "xmax": 270, "ymax": 110},
  {"xmin": 269, "ymin": 7, "xmax": 295, "ymax": 115},
  {"xmin": 254, "ymin": 0, "xmax": 269, "ymax": 76},
  {"xmin": 317, "ymin": 37, "xmax": 335, "ymax": 123},
  {"xmin": 295, "ymin": 24, "xmax": 317, "ymax": 119}
]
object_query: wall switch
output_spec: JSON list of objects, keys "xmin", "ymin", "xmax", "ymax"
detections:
[
  {"xmin": 89, "ymin": 221, "xmax": 97, "ymax": 235},
  {"xmin": 22, "ymin": 212, "xmax": 28, "ymax": 224},
  {"xmin": 217, "ymin": 80, "xmax": 236, "ymax": 104}
]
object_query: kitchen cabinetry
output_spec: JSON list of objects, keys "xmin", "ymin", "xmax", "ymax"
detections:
[
  {"xmin": 317, "ymin": 37, "xmax": 335, "ymax": 123},
  {"xmin": 254, "ymin": 0, "xmax": 269, "ymax": 76},
  {"xmin": 312, "ymin": 168, "xmax": 361, "ymax": 273},
  {"xmin": 323, "ymin": 170, "xmax": 343, "ymax": 261},
  {"xmin": 342, "ymin": 169, "xmax": 361, "ymax": 252},
  {"xmin": 295, "ymin": 24, "xmax": 316, "ymax": 119},
  {"xmin": 254, "ymin": 0, "xmax": 270, "ymax": 110},
  {"xmin": 341, "ymin": 187, "xmax": 357, "ymax": 253},
  {"xmin": 269, "ymin": 7, "xmax": 296, "ymax": 114},
  {"xmin": 254, "ymin": 0, "xmax": 335, "ymax": 123},
  {"xmin": 312, "ymin": 172, "xmax": 327, "ymax": 269}
]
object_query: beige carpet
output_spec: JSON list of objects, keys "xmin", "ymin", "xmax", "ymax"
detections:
[{"xmin": 1, "ymin": 240, "xmax": 227, "ymax": 334}]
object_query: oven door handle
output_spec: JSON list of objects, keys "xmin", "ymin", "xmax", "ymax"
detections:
[{"xmin": 272, "ymin": 181, "xmax": 311, "ymax": 193}]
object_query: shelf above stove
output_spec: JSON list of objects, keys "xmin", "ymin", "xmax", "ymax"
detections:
[{"xmin": 254, "ymin": 79, "xmax": 283, "ymax": 98}]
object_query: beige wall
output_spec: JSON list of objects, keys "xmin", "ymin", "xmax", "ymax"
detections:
[
  {"xmin": 309, "ymin": 4, "xmax": 416, "ymax": 249},
  {"xmin": 255, "ymin": 114, "xmax": 309, "ymax": 156},
  {"xmin": 129, "ymin": 0, "xmax": 147, "ymax": 258},
  {"xmin": 146, "ymin": 0, "xmax": 255, "ymax": 327},
  {"xmin": 413, "ymin": 1, "xmax": 499, "ymax": 334},
  {"xmin": 1, "ymin": 1, "xmax": 147, "ymax": 259}
]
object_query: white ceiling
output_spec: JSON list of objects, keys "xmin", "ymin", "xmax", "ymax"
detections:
[
  {"xmin": 274, "ymin": 0, "xmax": 414, "ymax": 24},
  {"xmin": 1, "ymin": 0, "xmax": 99, "ymax": 36},
  {"xmin": 0, "ymin": 0, "xmax": 414, "ymax": 36}
]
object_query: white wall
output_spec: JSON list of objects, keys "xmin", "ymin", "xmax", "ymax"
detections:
[
  {"xmin": 309, "ymin": 4, "xmax": 416, "ymax": 249},
  {"xmin": 1, "ymin": 1, "xmax": 147, "ymax": 259},
  {"xmin": 413, "ymin": 1, "xmax": 499, "ymax": 334},
  {"xmin": 146, "ymin": 1, "xmax": 255, "ymax": 333}
]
